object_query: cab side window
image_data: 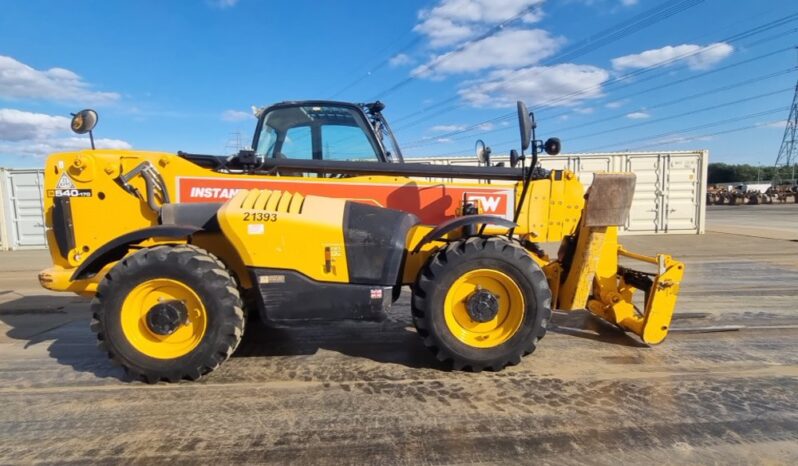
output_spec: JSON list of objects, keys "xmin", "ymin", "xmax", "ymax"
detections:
[
  {"xmin": 321, "ymin": 125, "xmax": 378, "ymax": 161},
  {"xmin": 280, "ymin": 126, "xmax": 312, "ymax": 159}
]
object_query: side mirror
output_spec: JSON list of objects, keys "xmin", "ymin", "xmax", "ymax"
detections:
[
  {"xmin": 475, "ymin": 139, "xmax": 491, "ymax": 165},
  {"xmin": 544, "ymin": 137, "xmax": 561, "ymax": 156},
  {"xmin": 509, "ymin": 149, "xmax": 524, "ymax": 168},
  {"xmin": 517, "ymin": 101, "xmax": 532, "ymax": 151},
  {"xmin": 70, "ymin": 109, "xmax": 98, "ymax": 134}
]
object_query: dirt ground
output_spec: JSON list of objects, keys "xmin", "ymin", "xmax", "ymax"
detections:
[{"xmin": 0, "ymin": 206, "xmax": 796, "ymax": 464}]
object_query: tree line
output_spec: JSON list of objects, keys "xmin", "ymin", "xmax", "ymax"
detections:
[{"xmin": 708, "ymin": 163, "xmax": 797, "ymax": 184}]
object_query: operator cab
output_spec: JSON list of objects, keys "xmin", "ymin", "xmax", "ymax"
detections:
[{"xmin": 252, "ymin": 101, "xmax": 403, "ymax": 164}]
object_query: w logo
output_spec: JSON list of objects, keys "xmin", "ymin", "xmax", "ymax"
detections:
[{"xmin": 467, "ymin": 195, "xmax": 503, "ymax": 213}]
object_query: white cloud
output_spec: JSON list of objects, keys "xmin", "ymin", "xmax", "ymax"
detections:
[
  {"xmin": 207, "ymin": 0, "xmax": 238, "ymax": 8},
  {"xmin": 759, "ymin": 120, "xmax": 787, "ymax": 129},
  {"xmin": 574, "ymin": 107, "xmax": 594, "ymax": 114},
  {"xmin": 649, "ymin": 134, "xmax": 712, "ymax": 147},
  {"xmin": 221, "ymin": 109, "xmax": 252, "ymax": 122},
  {"xmin": 0, "ymin": 137, "xmax": 131, "ymax": 158},
  {"xmin": 0, "ymin": 55, "xmax": 120, "ymax": 104},
  {"xmin": 414, "ymin": 0, "xmax": 544, "ymax": 47},
  {"xmin": 621, "ymin": 0, "xmax": 638, "ymax": 5},
  {"xmin": 612, "ymin": 42, "xmax": 734, "ymax": 71},
  {"xmin": 0, "ymin": 108, "xmax": 130, "ymax": 158},
  {"xmin": 626, "ymin": 111, "xmax": 650, "ymax": 119},
  {"xmin": 389, "ymin": 53, "xmax": 413, "ymax": 67},
  {"xmin": 605, "ymin": 99, "xmax": 628, "ymax": 109},
  {"xmin": 431, "ymin": 124, "xmax": 466, "ymax": 132},
  {"xmin": 413, "ymin": 28, "xmax": 561, "ymax": 77},
  {"xmin": 436, "ymin": 137, "xmax": 453, "ymax": 143},
  {"xmin": 430, "ymin": 122, "xmax": 493, "ymax": 134},
  {"xmin": 459, "ymin": 63, "xmax": 610, "ymax": 107},
  {"xmin": 0, "ymin": 108, "xmax": 70, "ymax": 141}
]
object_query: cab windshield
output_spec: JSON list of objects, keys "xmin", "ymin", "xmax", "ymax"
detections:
[{"xmin": 254, "ymin": 104, "xmax": 382, "ymax": 162}]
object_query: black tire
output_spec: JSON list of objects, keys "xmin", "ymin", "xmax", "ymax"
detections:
[
  {"xmin": 411, "ymin": 237, "xmax": 551, "ymax": 372},
  {"xmin": 90, "ymin": 245, "xmax": 245, "ymax": 383}
]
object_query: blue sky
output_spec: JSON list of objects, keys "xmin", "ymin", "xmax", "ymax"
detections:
[{"xmin": 1, "ymin": 0, "xmax": 796, "ymax": 168}]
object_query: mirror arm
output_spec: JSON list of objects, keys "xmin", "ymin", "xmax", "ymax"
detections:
[
  {"xmin": 509, "ymin": 118, "xmax": 540, "ymax": 238},
  {"xmin": 89, "ymin": 130, "xmax": 95, "ymax": 150}
]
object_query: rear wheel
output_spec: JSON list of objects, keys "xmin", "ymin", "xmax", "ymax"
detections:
[
  {"xmin": 411, "ymin": 237, "xmax": 551, "ymax": 371},
  {"xmin": 91, "ymin": 245, "xmax": 245, "ymax": 383}
]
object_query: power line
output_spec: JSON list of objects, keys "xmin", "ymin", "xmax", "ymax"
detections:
[
  {"xmin": 564, "ymin": 87, "xmax": 794, "ymax": 141},
  {"xmin": 421, "ymin": 104, "xmax": 790, "ymax": 158},
  {"xmin": 404, "ymin": 23, "xmax": 798, "ymax": 153},
  {"xmin": 512, "ymin": 15, "xmax": 798, "ymax": 112},
  {"xmin": 395, "ymin": 13, "xmax": 798, "ymax": 142},
  {"xmin": 388, "ymin": 0, "xmax": 710, "ymax": 126},
  {"xmin": 579, "ymin": 106, "xmax": 789, "ymax": 152},
  {"xmin": 613, "ymin": 118, "xmax": 787, "ymax": 152},
  {"xmin": 402, "ymin": 39, "xmax": 797, "ymax": 147},
  {"xmin": 402, "ymin": 65, "xmax": 797, "ymax": 149},
  {"xmin": 521, "ymin": 40, "xmax": 797, "ymax": 127},
  {"xmin": 543, "ymin": 0, "xmax": 706, "ymax": 64},
  {"xmin": 328, "ymin": 34, "xmax": 424, "ymax": 99},
  {"xmin": 369, "ymin": 4, "xmax": 542, "ymax": 101}
]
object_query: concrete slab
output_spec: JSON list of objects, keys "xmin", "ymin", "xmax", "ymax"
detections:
[
  {"xmin": 0, "ymin": 220, "xmax": 796, "ymax": 463},
  {"xmin": 707, "ymin": 203, "xmax": 798, "ymax": 241}
]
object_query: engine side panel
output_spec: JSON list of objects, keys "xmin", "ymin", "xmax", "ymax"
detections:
[
  {"xmin": 343, "ymin": 202, "xmax": 418, "ymax": 285},
  {"xmin": 217, "ymin": 189, "xmax": 351, "ymax": 283},
  {"xmin": 217, "ymin": 188, "xmax": 418, "ymax": 287}
]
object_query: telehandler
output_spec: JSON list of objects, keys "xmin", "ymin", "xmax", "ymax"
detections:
[{"xmin": 38, "ymin": 101, "xmax": 684, "ymax": 382}]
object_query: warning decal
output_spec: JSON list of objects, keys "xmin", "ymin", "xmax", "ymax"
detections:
[{"xmin": 56, "ymin": 174, "xmax": 76, "ymax": 190}]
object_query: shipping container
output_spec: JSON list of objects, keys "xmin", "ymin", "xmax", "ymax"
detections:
[
  {"xmin": 0, "ymin": 175, "xmax": 7, "ymax": 251},
  {"xmin": 404, "ymin": 151, "xmax": 708, "ymax": 235},
  {"xmin": 0, "ymin": 168, "xmax": 47, "ymax": 250}
]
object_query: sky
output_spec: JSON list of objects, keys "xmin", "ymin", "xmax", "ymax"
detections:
[{"xmin": 1, "ymin": 0, "xmax": 797, "ymax": 168}]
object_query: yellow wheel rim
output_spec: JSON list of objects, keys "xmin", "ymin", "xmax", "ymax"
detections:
[
  {"xmin": 443, "ymin": 269, "xmax": 525, "ymax": 348},
  {"xmin": 120, "ymin": 278, "xmax": 207, "ymax": 359}
]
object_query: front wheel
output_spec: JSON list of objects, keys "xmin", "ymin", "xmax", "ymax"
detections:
[
  {"xmin": 411, "ymin": 237, "xmax": 551, "ymax": 371},
  {"xmin": 90, "ymin": 245, "xmax": 245, "ymax": 383}
]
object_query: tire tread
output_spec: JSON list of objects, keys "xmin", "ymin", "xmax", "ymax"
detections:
[{"xmin": 90, "ymin": 245, "xmax": 244, "ymax": 383}]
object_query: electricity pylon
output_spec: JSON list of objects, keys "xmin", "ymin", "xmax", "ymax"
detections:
[{"xmin": 773, "ymin": 79, "xmax": 798, "ymax": 184}]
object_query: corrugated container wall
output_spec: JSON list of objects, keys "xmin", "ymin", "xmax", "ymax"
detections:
[
  {"xmin": 0, "ymin": 170, "xmax": 7, "ymax": 250},
  {"xmin": 0, "ymin": 151, "xmax": 706, "ymax": 249},
  {"xmin": 404, "ymin": 151, "xmax": 708, "ymax": 235},
  {"xmin": 1, "ymin": 168, "xmax": 47, "ymax": 250}
]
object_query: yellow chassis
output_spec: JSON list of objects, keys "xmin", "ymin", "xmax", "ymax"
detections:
[{"xmin": 38, "ymin": 149, "xmax": 685, "ymax": 345}]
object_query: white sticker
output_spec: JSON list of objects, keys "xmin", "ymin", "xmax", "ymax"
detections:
[
  {"xmin": 258, "ymin": 275, "xmax": 285, "ymax": 284},
  {"xmin": 247, "ymin": 223, "xmax": 265, "ymax": 235}
]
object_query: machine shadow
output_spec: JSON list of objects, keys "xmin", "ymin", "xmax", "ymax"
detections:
[
  {"xmin": 233, "ymin": 317, "xmax": 451, "ymax": 371},
  {"xmin": 0, "ymin": 294, "xmax": 646, "ymax": 380},
  {"xmin": 0, "ymin": 293, "xmax": 446, "ymax": 379},
  {"xmin": 549, "ymin": 310, "xmax": 650, "ymax": 348},
  {"xmin": 0, "ymin": 295, "xmax": 129, "ymax": 381}
]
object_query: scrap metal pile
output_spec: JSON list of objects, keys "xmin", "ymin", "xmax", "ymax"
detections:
[{"xmin": 706, "ymin": 183, "xmax": 798, "ymax": 205}]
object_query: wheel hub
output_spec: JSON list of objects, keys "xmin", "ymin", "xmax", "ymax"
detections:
[
  {"xmin": 465, "ymin": 289, "xmax": 500, "ymax": 322},
  {"xmin": 145, "ymin": 300, "xmax": 189, "ymax": 336}
]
